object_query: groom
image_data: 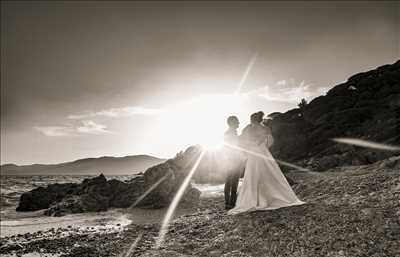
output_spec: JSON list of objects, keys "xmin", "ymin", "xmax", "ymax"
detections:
[{"xmin": 223, "ymin": 116, "xmax": 246, "ymax": 210}]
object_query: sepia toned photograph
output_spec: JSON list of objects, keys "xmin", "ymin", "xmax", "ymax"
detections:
[{"xmin": 1, "ymin": 1, "xmax": 399, "ymax": 257}]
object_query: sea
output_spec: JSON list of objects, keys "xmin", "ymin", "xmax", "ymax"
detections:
[{"xmin": 0, "ymin": 175, "xmax": 224, "ymax": 238}]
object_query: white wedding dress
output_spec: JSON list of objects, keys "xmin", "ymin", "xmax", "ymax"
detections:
[{"xmin": 228, "ymin": 124, "xmax": 305, "ymax": 215}]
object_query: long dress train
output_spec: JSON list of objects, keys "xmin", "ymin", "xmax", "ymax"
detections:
[{"xmin": 228, "ymin": 134, "xmax": 305, "ymax": 215}]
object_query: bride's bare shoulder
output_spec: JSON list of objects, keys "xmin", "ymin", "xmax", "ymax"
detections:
[
  {"xmin": 241, "ymin": 124, "xmax": 252, "ymax": 134},
  {"xmin": 261, "ymin": 124, "xmax": 272, "ymax": 134}
]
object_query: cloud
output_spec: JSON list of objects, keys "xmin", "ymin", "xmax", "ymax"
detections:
[
  {"xmin": 76, "ymin": 120, "xmax": 113, "ymax": 135},
  {"xmin": 35, "ymin": 120, "xmax": 112, "ymax": 136},
  {"xmin": 35, "ymin": 105, "xmax": 161, "ymax": 137},
  {"xmin": 245, "ymin": 79, "xmax": 329, "ymax": 103},
  {"xmin": 34, "ymin": 126, "xmax": 75, "ymax": 137},
  {"xmin": 68, "ymin": 106, "xmax": 163, "ymax": 119},
  {"xmin": 276, "ymin": 80, "xmax": 287, "ymax": 86}
]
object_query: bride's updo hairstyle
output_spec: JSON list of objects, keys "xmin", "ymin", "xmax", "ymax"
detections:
[{"xmin": 250, "ymin": 111, "xmax": 264, "ymax": 124}]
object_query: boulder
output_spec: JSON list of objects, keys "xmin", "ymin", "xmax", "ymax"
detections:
[
  {"xmin": 44, "ymin": 195, "xmax": 85, "ymax": 216},
  {"xmin": 16, "ymin": 183, "xmax": 79, "ymax": 211},
  {"xmin": 108, "ymin": 177, "xmax": 145, "ymax": 208},
  {"xmin": 138, "ymin": 146, "xmax": 203, "ymax": 208}
]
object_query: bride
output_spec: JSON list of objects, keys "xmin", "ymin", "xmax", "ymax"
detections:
[{"xmin": 228, "ymin": 111, "xmax": 305, "ymax": 215}]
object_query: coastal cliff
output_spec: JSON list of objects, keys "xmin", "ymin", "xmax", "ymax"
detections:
[{"xmin": 267, "ymin": 60, "xmax": 400, "ymax": 171}]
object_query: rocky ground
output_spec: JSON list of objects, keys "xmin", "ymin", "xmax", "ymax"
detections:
[{"xmin": 1, "ymin": 157, "xmax": 399, "ymax": 257}]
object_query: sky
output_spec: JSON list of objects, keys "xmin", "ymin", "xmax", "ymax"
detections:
[{"xmin": 1, "ymin": 1, "xmax": 399, "ymax": 165}]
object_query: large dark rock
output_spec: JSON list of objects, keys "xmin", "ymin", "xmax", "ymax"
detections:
[
  {"xmin": 266, "ymin": 60, "xmax": 400, "ymax": 171},
  {"xmin": 108, "ymin": 177, "xmax": 145, "ymax": 208},
  {"xmin": 44, "ymin": 174, "xmax": 112, "ymax": 216},
  {"xmin": 17, "ymin": 151, "xmax": 202, "ymax": 216},
  {"xmin": 16, "ymin": 183, "xmax": 79, "ymax": 211}
]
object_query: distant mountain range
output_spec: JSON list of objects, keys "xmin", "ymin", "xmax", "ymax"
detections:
[{"xmin": 0, "ymin": 155, "xmax": 166, "ymax": 175}]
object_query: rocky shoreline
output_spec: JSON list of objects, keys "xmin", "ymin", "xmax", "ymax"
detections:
[
  {"xmin": 1, "ymin": 157, "xmax": 399, "ymax": 257},
  {"xmin": 15, "ymin": 147, "xmax": 204, "ymax": 217}
]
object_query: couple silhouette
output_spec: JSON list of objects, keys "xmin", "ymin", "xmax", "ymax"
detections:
[{"xmin": 223, "ymin": 112, "xmax": 304, "ymax": 214}]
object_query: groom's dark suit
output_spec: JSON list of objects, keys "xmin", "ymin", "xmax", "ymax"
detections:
[{"xmin": 223, "ymin": 128, "xmax": 245, "ymax": 209}]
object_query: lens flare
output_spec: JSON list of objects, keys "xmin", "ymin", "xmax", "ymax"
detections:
[
  {"xmin": 224, "ymin": 143, "xmax": 310, "ymax": 172},
  {"xmin": 128, "ymin": 172, "xmax": 172, "ymax": 209},
  {"xmin": 332, "ymin": 138, "xmax": 400, "ymax": 151},
  {"xmin": 155, "ymin": 150, "xmax": 205, "ymax": 249},
  {"xmin": 120, "ymin": 232, "xmax": 143, "ymax": 257},
  {"xmin": 234, "ymin": 54, "xmax": 258, "ymax": 94},
  {"xmin": 201, "ymin": 141, "xmax": 224, "ymax": 152}
]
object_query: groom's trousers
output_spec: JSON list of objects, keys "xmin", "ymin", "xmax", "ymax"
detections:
[{"xmin": 224, "ymin": 170, "xmax": 241, "ymax": 208}]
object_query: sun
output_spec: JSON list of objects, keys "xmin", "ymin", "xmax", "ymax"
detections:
[
  {"xmin": 151, "ymin": 93, "xmax": 244, "ymax": 156},
  {"xmin": 200, "ymin": 140, "xmax": 224, "ymax": 152}
]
